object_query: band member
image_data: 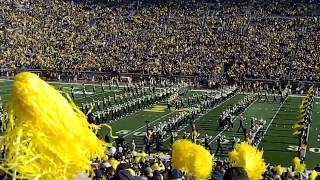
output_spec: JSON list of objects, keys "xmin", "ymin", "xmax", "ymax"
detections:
[
  {"xmin": 101, "ymin": 82, "xmax": 105, "ymax": 92},
  {"xmin": 167, "ymin": 101, "xmax": 172, "ymax": 111},
  {"xmin": 144, "ymin": 129, "xmax": 153, "ymax": 156},
  {"xmin": 191, "ymin": 124, "xmax": 198, "ymax": 143},
  {"xmin": 280, "ymin": 93, "xmax": 284, "ymax": 104},
  {"xmin": 243, "ymin": 128, "xmax": 247, "ymax": 140},
  {"xmin": 71, "ymin": 85, "xmax": 75, "ymax": 100},
  {"xmin": 170, "ymin": 131, "xmax": 175, "ymax": 145},
  {"xmin": 226, "ymin": 114, "xmax": 233, "ymax": 130},
  {"xmin": 250, "ymin": 117, "xmax": 254, "ymax": 129},
  {"xmin": 237, "ymin": 115, "xmax": 245, "ymax": 133},
  {"xmin": 155, "ymin": 132, "xmax": 163, "ymax": 152},
  {"xmin": 216, "ymin": 135, "xmax": 223, "ymax": 155},
  {"xmin": 204, "ymin": 134, "xmax": 210, "ymax": 150},
  {"xmin": 82, "ymin": 83, "xmax": 86, "ymax": 98},
  {"xmin": 265, "ymin": 93, "xmax": 269, "ymax": 102}
]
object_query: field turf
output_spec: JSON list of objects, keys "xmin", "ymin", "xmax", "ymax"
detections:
[{"xmin": 0, "ymin": 79, "xmax": 319, "ymax": 167}]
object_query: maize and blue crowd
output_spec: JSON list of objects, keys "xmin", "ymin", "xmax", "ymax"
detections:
[{"xmin": 1, "ymin": 0, "xmax": 320, "ymax": 179}]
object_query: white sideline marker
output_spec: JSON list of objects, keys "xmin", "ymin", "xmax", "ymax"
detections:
[{"xmin": 256, "ymin": 97, "xmax": 288, "ymax": 146}]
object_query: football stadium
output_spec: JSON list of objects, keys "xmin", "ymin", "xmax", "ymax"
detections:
[{"xmin": 0, "ymin": 0, "xmax": 320, "ymax": 180}]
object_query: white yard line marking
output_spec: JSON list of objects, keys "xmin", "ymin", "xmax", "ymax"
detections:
[
  {"xmin": 256, "ymin": 97, "xmax": 288, "ymax": 146},
  {"xmin": 208, "ymin": 99, "xmax": 257, "ymax": 145},
  {"xmin": 0, "ymin": 85, "xmax": 13, "ymax": 94},
  {"xmin": 302, "ymin": 101, "xmax": 314, "ymax": 158},
  {"xmin": 124, "ymin": 111, "xmax": 175, "ymax": 138},
  {"xmin": 75, "ymin": 91, "xmax": 114, "ymax": 101},
  {"xmin": 240, "ymin": 92, "xmax": 320, "ymax": 99},
  {"xmin": 0, "ymin": 84, "xmax": 12, "ymax": 88},
  {"xmin": 163, "ymin": 94, "xmax": 238, "ymax": 142}
]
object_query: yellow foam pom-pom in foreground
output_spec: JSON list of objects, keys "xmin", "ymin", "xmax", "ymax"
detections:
[
  {"xmin": 0, "ymin": 72, "xmax": 108, "ymax": 179},
  {"xmin": 171, "ymin": 139, "xmax": 194, "ymax": 172},
  {"xmin": 171, "ymin": 139, "xmax": 213, "ymax": 180},
  {"xmin": 187, "ymin": 143, "xmax": 213, "ymax": 180},
  {"xmin": 229, "ymin": 142, "xmax": 266, "ymax": 180}
]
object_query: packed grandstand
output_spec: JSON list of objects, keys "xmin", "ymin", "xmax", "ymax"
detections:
[{"xmin": 0, "ymin": 0, "xmax": 320, "ymax": 180}]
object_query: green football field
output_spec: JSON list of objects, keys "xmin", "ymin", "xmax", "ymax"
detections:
[{"xmin": 0, "ymin": 79, "xmax": 319, "ymax": 168}]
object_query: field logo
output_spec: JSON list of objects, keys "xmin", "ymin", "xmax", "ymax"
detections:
[
  {"xmin": 144, "ymin": 105, "xmax": 167, "ymax": 112},
  {"xmin": 116, "ymin": 130, "xmax": 147, "ymax": 137}
]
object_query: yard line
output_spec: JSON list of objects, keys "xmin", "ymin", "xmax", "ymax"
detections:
[
  {"xmin": 303, "ymin": 123, "xmax": 311, "ymax": 158},
  {"xmin": 0, "ymin": 89, "xmax": 11, "ymax": 94},
  {"xmin": 240, "ymin": 92, "xmax": 320, "ymax": 99},
  {"xmin": 0, "ymin": 83, "xmax": 12, "ymax": 88},
  {"xmin": 74, "ymin": 91, "xmax": 114, "ymax": 101},
  {"xmin": 301, "ymin": 101, "xmax": 314, "ymax": 158},
  {"xmin": 0, "ymin": 88, "xmax": 11, "ymax": 94},
  {"xmin": 256, "ymin": 97, "xmax": 288, "ymax": 146},
  {"xmin": 124, "ymin": 111, "xmax": 176, "ymax": 138},
  {"xmin": 0, "ymin": 93, "xmax": 10, "ymax": 97},
  {"xmin": 0, "ymin": 85, "xmax": 13, "ymax": 92},
  {"xmin": 163, "ymin": 94, "xmax": 237, "ymax": 142},
  {"xmin": 208, "ymin": 98, "xmax": 257, "ymax": 145}
]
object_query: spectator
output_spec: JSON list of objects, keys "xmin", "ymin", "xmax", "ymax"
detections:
[
  {"xmin": 223, "ymin": 167, "xmax": 249, "ymax": 180},
  {"xmin": 144, "ymin": 167, "xmax": 153, "ymax": 179}
]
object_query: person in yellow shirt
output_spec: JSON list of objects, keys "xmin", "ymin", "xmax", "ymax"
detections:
[{"xmin": 191, "ymin": 124, "xmax": 198, "ymax": 143}]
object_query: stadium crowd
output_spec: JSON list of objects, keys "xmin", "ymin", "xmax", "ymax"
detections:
[
  {"xmin": 66, "ymin": 150, "xmax": 320, "ymax": 180},
  {"xmin": 75, "ymin": 149, "xmax": 320, "ymax": 180},
  {"xmin": 1, "ymin": 0, "xmax": 320, "ymax": 179},
  {"xmin": 1, "ymin": 0, "xmax": 320, "ymax": 83}
]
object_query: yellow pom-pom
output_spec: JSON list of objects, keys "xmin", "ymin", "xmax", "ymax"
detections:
[
  {"xmin": 141, "ymin": 151, "xmax": 148, "ymax": 157},
  {"xmin": 127, "ymin": 169, "xmax": 136, "ymax": 176},
  {"xmin": 171, "ymin": 139, "xmax": 213, "ymax": 180},
  {"xmin": 292, "ymin": 123, "xmax": 303, "ymax": 129},
  {"xmin": 102, "ymin": 155, "xmax": 109, "ymax": 161},
  {"xmin": 310, "ymin": 170, "xmax": 319, "ymax": 180},
  {"xmin": 292, "ymin": 157, "xmax": 305, "ymax": 173},
  {"xmin": 131, "ymin": 151, "xmax": 137, "ymax": 157},
  {"xmin": 295, "ymin": 164, "xmax": 306, "ymax": 173},
  {"xmin": 171, "ymin": 139, "xmax": 194, "ymax": 172},
  {"xmin": 292, "ymin": 157, "xmax": 300, "ymax": 165},
  {"xmin": 151, "ymin": 163, "xmax": 164, "ymax": 171},
  {"xmin": 188, "ymin": 143, "xmax": 213, "ymax": 180},
  {"xmin": 0, "ymin": 72, "xmax": 107, "ymax": 179},
  {"xmin": 292, "ymin": 130, "xmax": 301, "ymax": 136},
  {"xmin": 275, "ymin": 165, "xmax": 283, "ymax": 176},
  {"xmin": 134, "ymin": 156, "xmax": 141, "ymax": 163},
  {"xmin": 109, "ymin": 159, "xmax": 119, "ymax": 170},
  {"xmin": 141, "ymin": 157, "xmax": 146, "ymax": 163},
  {"xmin": 229, "ymin": 142, "xmax": 266, "ymax": 180}
]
